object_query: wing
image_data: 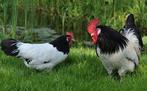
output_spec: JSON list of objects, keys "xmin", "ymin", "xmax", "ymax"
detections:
[
  {"xmin": 124, "ymin": 48, "xmax": 139, "ymax": 66},
  {"xmin": 17, "ymin": 43, "xmax": 55, "ymax": 64}
]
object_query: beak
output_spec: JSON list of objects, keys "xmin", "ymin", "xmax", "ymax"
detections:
[{"xmin": 72, "ymin": 38, "xmax": 75, "ymax": 42}]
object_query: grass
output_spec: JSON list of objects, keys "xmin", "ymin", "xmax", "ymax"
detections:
[
  {"xmin": 0, "ymin": 0, "xmax": 147, "ymax": 90},
  {"xmin": 0, "ymin": 45, "xmax": 147, "ymax": 91}
]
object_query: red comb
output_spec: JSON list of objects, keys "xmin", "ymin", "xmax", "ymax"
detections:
[
  {"xmin": 87, "ymin": 18, "xmax": 100, "ymax": 33},
  {"xmin": 66, "ymin": 32, "xmax": 73, "ymax": 36}
]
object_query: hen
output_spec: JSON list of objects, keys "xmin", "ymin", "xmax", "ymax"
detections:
[{"xmin": 1, "ymin": 32, "xmax": 74, "ymax": 70}]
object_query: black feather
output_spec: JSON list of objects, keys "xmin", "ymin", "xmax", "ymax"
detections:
[
  {"xmin": 25, "ymin": 58, "xmax": 32, "ymax": 64},
  {"xmin": 50, "ymin": 35, "xmax": 70, "ymax": 54},
  {"xmin": 1, "ymin": 39, "xmax": 19, "ymax": 56},
  {"xmin": 120, "ymin": 14, "xmax": 143, "ymax": 48},
  {"xmin": 96, "ymin": 25, "xmax": 128, "ymax": 54}
]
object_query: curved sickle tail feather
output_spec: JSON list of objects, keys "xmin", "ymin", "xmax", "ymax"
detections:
[
  {"xmin": 124, "ymin": 14, "xmax": 143, "ymax": 48},
  {"xmin": 120, "ymin": 14, "xmax": 143, "ymax": 55},
  {"xmin": 1, "ymin": 39, "xmax": 20, "ymax": 56},
  {"xmin": 125, "ymin": 14, "xmax": 135, "ymax": 26}
]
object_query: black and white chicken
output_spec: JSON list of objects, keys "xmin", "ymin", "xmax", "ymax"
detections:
[
  {"xmin": 1, "ymin": 32, "xmax": 74, "ymax": 70},
  {"xmin": 87, "ymin": 18, "xmax": 140, "ymax": 77}
]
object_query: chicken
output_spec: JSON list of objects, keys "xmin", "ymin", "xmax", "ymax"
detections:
[
  {"xmin": 1, "ymin": 32, "xmax": 74, "ymax": 70},
  {"xmin": 87, "ymin": 18, "xmax": 140, "ymax": 77},
  {"xmin": 120, "ymin": 13, "xmax": 143, "ymax": 50}
]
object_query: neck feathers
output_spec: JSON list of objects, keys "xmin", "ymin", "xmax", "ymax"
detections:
[
  {"xmin": 96, "ymin": 25, "xmax": 128, "ymax": 54},
  {"xmin": 50, "ymin": 35, "xmax": 70, "ymax": 54}
]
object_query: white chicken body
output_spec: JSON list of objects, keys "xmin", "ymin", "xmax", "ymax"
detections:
[
  {"xmin": 17, "ymin": 43, "xmax": 68, "ymax": 70},
  {"xmin": 96, "ymin": 30, "xmax": 140, "ymax": 76}
]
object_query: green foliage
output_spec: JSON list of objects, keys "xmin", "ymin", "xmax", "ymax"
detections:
[
  {"xmin": 0, "ymin": 0, "xmax": 147, "ymax": 40},
  {"xmin": 143, "ymin": 36, "xmax": 147, "ymax": 45}
]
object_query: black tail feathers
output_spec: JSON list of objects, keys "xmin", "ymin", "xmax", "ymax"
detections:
[
  {"xmin": 1, "ymin": 39, "xmax": 19, "ymax": 56},
  {"xmin": 125, "ymin": 14, "xmax": 135, "ymax": 26},
  {"xmin": 124, "ymin": 14, "xmax": 143, "ymax": 48}
]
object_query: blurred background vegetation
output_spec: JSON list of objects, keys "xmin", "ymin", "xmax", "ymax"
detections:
[{"xmin": 0, "ymin": 0, "xmax": 147, "ymax": 43}]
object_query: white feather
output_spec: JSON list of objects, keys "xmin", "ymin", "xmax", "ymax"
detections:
[
  {"xmin": 16, "ymin": 42, "xmax": 68, "ymax": 70},
  {"xmin": 97, "ymin": 29, "xmax": 140, "ymax": 76},
  {"xmin": 121, "ymin": 28, "xmax": 141, "ymax": 56}
]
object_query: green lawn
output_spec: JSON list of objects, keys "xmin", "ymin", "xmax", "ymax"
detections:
[{"xmin": 0, "ymin": 44, "xmax": 147, "ymax": 91}]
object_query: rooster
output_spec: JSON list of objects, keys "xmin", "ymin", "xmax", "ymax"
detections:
[
  {"xmin": 87, "ymin": 19, "xmax": 140, "ymax": 77},
  {"xmin": 1, "ymin": 32, "xmax": 74, "ymax": 70},
  {"xmin": 120, "ymin": 14, "xmax": 143, "ymax": 50}
]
